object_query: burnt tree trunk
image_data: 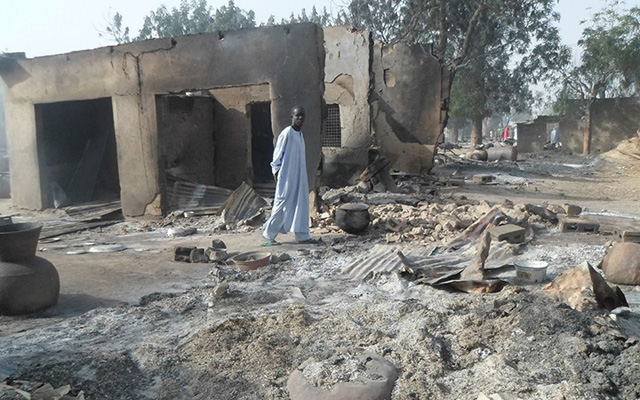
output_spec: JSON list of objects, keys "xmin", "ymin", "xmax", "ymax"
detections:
[
  {"xmin": 471, "ymin": 115, "xmax": 483, "ymax": 147},
  {"xmin": 446, "ymin": 119, "xmax": 459, "ymax": 143}
]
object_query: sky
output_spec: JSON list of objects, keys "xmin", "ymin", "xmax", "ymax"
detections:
[{"xmin": 0, "ymin": 0, "xmax": 638, "ymax": 58}]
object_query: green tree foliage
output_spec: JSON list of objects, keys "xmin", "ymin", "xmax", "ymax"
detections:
[
  {"xmin": 552, "ymin": 1, "xmax": 640, "ymax": 153},
  {"xmin": 342, "ymin": 0, "xmax": 560, "ymax": 68},
  {"xmin": 561, "ymin": 1, "xmax": 640, "ymax": 100},
  {"xmin": 269, "ymin": 6, "xmax": 335, "ymax": 26},
  {"xmin": 104, "ymin": 0, "xmax": 256, "ymax": 43},
  {"xmin": 137, "ymin": 0, "xmax": 255, "ymax": 40},
  {"xmin": 337, "ymin": 0, "xmax": 407, "ymax": 43}
]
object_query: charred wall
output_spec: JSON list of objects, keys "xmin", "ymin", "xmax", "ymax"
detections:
[
  {"xmin": 157, "ymin": 95, "xmax": 216, "ymax": 186},
  {"xmin": 0, "ymin": 23, "xmax": 325, "ymax": 216},
  {"xmin": 321, "ymin": 27, "xmax": 372, "ymax": 187},
  {"xmin": 35, "ymin": 98, "xmax": 119, "ymax": 207},
  {"xmin": 321, "ymin": 28, "xmax": 447, "ymax": 183},
  {"xmin": 371, "ymin": 42, "xmax": 446, "ymax": 174}
]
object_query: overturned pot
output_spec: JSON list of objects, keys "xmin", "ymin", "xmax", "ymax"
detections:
[{"xmin": 336, "ymin": 203, "xmax": 371, "ymax": 234}]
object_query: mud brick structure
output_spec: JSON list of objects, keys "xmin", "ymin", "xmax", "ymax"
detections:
[{"xmin": 517, "ymin": 98, "xmax": 640, "ymax": 155}]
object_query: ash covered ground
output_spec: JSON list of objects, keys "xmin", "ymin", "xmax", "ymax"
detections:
[{"xmin": 1, "ymin": 149, "xmax": 640, "ymax": 400}]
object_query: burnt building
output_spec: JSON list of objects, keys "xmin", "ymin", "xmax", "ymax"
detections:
[
  {"xmin": 322, "ymin": 27, "xmax": 448, "ymax": 187},
  {"xmin": 0, "ymin": 24, "xmax": 325, "ymax": 217},
  {"xmin": 1, "ymin": 23, "xmax": 447, "ymax": 217}
]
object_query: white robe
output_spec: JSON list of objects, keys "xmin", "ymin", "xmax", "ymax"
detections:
[
  {"xmin": 263, "ymin": 126, "xmax": 310, "ymax": 240},
  {"xmin": 550, "ymin": 128, "xmax": 559, "ymax": 144}
]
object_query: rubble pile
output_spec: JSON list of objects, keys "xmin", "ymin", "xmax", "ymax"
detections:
[
  {"xmin": 114, "ymin": 168, "xmax": 590, "ymax": 249},
  {"xmin": 314, "ymin": 181, "xmax": 578, "ymax": 246},
  {"xmin": 1, "ymin": 149, "xmax": 639, "ymax": 399},
  {"xmin": 0, "ymin": 379, "xmax": 85, "ymax": 399}
]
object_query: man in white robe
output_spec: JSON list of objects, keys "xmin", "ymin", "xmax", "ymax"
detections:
[
  {"xmin": 262, "ymin": 106, "xmax": 318, "ymax": 245},
  {"xmin": 550, "ymin": 126, "xmax": 560, "ymax": 148}
]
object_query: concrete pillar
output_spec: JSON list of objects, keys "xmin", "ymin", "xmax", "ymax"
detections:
[
  {"xmin": 112, "ymin": 94, "xmax": 162, "ymax": 217},
  {"xmin": 6, "ymin": 101, "xmax": 44, "ymax": 209}
]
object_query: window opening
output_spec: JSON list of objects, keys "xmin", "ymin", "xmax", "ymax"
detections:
[{"xmin": 323, "ymin": 104, "xmax": 342, "ymax": 148}]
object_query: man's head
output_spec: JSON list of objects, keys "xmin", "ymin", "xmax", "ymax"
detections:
[{"xmin": 291, "ymin": 106, "xmax": 305, "ymax": 131}]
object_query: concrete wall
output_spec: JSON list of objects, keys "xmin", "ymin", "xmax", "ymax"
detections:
[
  {"xmin": 322, "ymin": 27, "xmax": 372, "ymax": 187},
  {"xmin": 0, "ymin": 23, "xmax": 325, "ymax": 216},
  {"xmin": 560, "ymin": 97, "xmax": 640, "ymax": 154},
  {"xmin": 371, "ymin": 42, "xmax": 446, "ymax": 174}
]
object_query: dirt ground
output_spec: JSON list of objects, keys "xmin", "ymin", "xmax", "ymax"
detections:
[{"xmin": 1, "ymin": 146, "xmax": 640, "ymax": 400}]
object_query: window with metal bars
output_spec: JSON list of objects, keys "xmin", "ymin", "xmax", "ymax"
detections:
[{"xmin": 322, "ymin": 104, "xmax": 342, "ymax": 147}]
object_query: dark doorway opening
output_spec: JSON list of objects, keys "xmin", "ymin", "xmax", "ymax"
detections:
[
  {"xmin": 156, "ymin": 94, "xmax": 216, "ymax": 186},
  {"xmin": 156, "ymin": 94, "xmax": 219, "ymax": 212},
  {"xmin": 35, "ymin": 98, "xmax": 120, "ymax": 208},
  {"xmin": 250, "ymin": 101, "xmax": 274, "ymax": 184}
]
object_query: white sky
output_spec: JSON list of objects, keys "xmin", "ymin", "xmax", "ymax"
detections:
[{"xmin": 0, "ymin": 0, "xmax": 638, "ymax": 58}]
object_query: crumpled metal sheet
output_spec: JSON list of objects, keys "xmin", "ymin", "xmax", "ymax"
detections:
[
  {"xmin": 168, "ymin": 179, "xmax": 233, "ymax": 211},
  {"xmin": 220, "ymin": 182, "xmax": 267, "ymax": 226},
  {"xmin": 340, "ymin": 238, "xmax": 519, "ymax": 293},
  {"xmin": 340, "ymin": 244, "xmax": 437, "ymax": 281}
]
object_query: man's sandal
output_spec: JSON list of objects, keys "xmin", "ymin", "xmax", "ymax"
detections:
[{"xmin": 262, "ymin": 239, "xmax": 280, "ymax": 247}]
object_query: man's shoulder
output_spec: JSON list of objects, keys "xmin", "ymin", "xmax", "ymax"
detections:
[{"xmin": 280, "ymin": 126, "xmax": 302, "ymax": 136}]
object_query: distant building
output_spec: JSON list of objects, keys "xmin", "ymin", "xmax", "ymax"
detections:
[{"xmin": 516, "ymin": 97, "xmax": 640, "ymax": 154}]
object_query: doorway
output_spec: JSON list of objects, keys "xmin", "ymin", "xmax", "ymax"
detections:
[
  {"xmin": 35, "ymin": 98, "xmax": 120, "ymax": 208},
  {"xmin": 250, "ymin": 101, "xmax": 274, "ymax": 184},
  {"xmin": 156, "ymin": 94, "xmax": 216, "ymax": 186}
]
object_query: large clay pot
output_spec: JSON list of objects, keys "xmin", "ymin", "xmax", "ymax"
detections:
[
  {"xmin": 600, "ymin": 242, "xmax": 640, "ymax": 285},
  {"xmin": 336, "ymin": 203, "xmax": 370, "ymax": 234},
  {"xmin": 0, "ymin": 222, "xmax": 43, "ymax": 261},
  {"xmin": 0, "ymin": 223, "xmax": 60, "ymax": 315}
]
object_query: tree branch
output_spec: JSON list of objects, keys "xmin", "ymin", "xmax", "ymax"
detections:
[
  {"xmin": 436, "ymin": 0, "xmax": 448, "ymax": 58},
  {"xmin": 448, "ymin": 0, "xmax": 486, "ymax": 70}
]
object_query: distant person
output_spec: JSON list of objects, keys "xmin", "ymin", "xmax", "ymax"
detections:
[
  {"xmin": 503, "ymin": 126, "xmax": 509, "ymax": 141},
  {"xmin": 550, "ymin": 126, "xmax": 560, "ymax": 149},
  {"xmin": 262, "ymin": 106, "xmax": 318, "ymax": 246}
]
